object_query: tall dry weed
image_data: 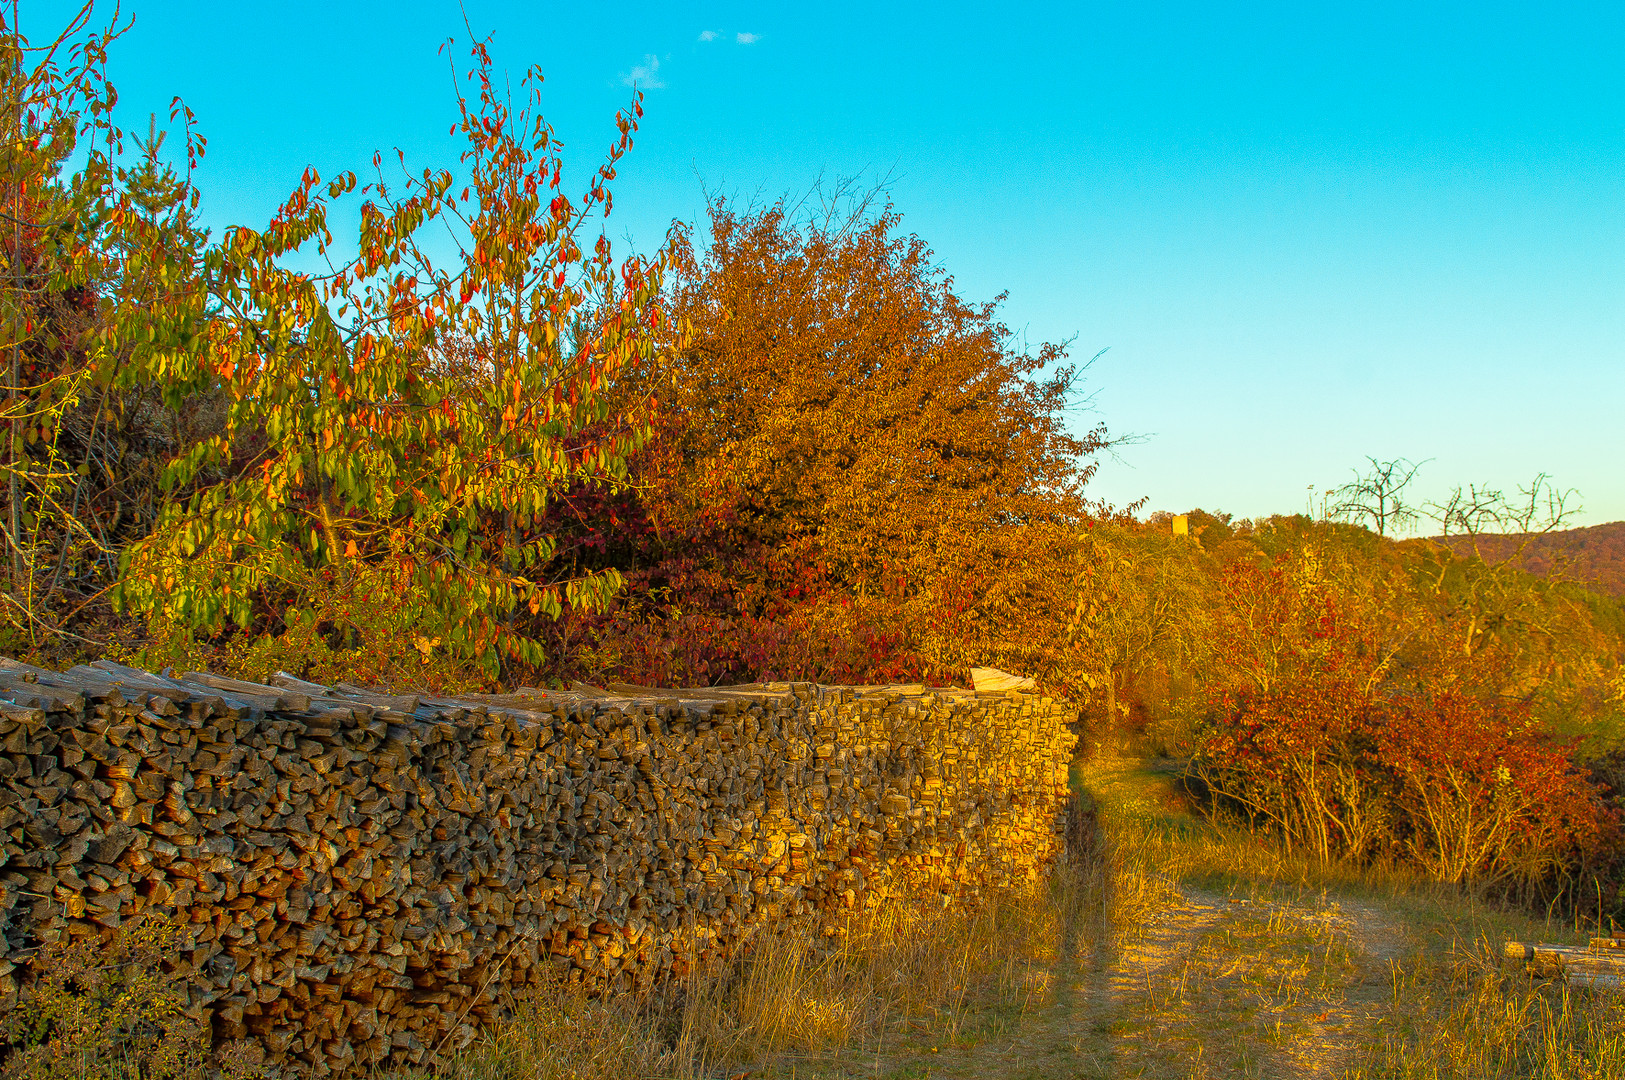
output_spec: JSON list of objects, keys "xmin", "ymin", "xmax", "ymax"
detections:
[{"xmin": 422, "ymin": 864, "xmax": 1098, "ymax": 1080}]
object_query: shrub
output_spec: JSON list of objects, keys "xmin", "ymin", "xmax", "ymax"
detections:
[
  {"xmin": 1197, "ymin": 684, "xmax": 1615, "ymax": 888},
  {"xmin": 0, "ymin": 918, "xmax": 260, "ymax": 1080},
  {"xmin": 1196, "ymin": 673, "xmax": 1394, "ymax": 865},
  {"xmin": 1380, "ymin": 690, "xmax": 1614, "ymax": 888}
]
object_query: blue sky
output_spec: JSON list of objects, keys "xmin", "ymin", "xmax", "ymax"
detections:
[{"xmin": 34, "ymin": 0, "xmax": 1625, "ymax": 527}]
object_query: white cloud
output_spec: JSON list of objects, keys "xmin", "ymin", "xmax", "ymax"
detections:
[
  {"xmin": 698, "ymin": 29, "xmax": 718, "ymax": 42},
  {"xmin": 622, "ymin": 54, "xmax": 665, "ymax": 89},
  {"xmin": 736, "ymin": 31, "xmax": 759, "ymax": 44}
]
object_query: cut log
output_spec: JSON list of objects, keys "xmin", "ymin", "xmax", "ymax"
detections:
[{"xmin": 1505, "ymin": 940, "xmax": 1625, "ymax": 989}]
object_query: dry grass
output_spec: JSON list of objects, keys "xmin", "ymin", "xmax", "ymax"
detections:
[
  {"xmin": 1348, "ymin": 927, "xmax": 1625, "ymax": 1079},
  {"xmin": 404, "ymin": 861, "xmax": 1104, "ymax": 1080},
  {"xmin": 382, "ymin": 755, "xmax": 1625, "ymax": 1079}
]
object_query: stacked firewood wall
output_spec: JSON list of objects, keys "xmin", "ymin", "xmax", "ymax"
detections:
[{"xmin": 0, "ymin": 659, "xmax": 1075, "ymax": 1076}]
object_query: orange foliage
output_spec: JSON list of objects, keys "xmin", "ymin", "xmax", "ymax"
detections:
[{"xmin": 531, "ymin": 197, "xmax": 1107, "ymax": 687}]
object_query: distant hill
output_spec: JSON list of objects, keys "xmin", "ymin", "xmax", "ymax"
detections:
[{"xmin": 1434, "ymin": 520, "xmax": 1625, "ymax": 599}]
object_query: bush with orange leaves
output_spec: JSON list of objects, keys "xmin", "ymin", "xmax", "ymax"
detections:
[{"xmin": 527, "ymin": 191, "xmax": 1107, "ymax": 689}]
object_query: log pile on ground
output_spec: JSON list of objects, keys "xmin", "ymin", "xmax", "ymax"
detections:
[
  {"xmin": 1505, "ymin": 936, "xmax": 1625, "ymax": 988},
  {"xmin": 0, "ymin": 659, "xmax": 1075, "ymax": 1075}
]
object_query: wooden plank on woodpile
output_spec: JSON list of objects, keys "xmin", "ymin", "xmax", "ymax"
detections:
[
  {"xmin": 456, "ymin": 689, "xmax": 552, "ymax": 704},
  {"xmin": 88, "ymin": 663, "xmax": 268, "ymax": 721},
  {"xmin": 0, "ymin": 674, "xmax": 83, "ymax": 714},
  {"xmin": 181, "ymin": 672, "xmax": 312, "ymax": 713},
  {"xmin": 269, "ymin": 672, "xmax": 340, "ymax": 697},
  {"xmin": 333, "ymin": 682, "xmax": 421, "ymax": 714},
  {"xmin": 0, "ymin": 656, "xmax": 60, "ymax": 680}
]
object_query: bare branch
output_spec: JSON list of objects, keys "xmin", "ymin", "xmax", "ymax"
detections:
[{"xmin": 1327, "ymin": 456, "xmax": 1430, "ymax": 537}]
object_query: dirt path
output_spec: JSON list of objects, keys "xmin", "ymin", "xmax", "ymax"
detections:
[
  {"xmin": 880, "ymin": 761, "xmax": 1413, "ymax": 1080},
  {"xmin": 868, "ymin": 887, "xmax": 1407, "ymax": 1080},
  {"xmin": 756, "ymin": 758, "xmax": 1420, "ymax": 1080},
  {"xmin": 1295, "ymin": 899, "xmax": 1410, "ymax": 1078}
]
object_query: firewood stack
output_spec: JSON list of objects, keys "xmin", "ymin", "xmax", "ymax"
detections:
[{"xmin": 0, "ymin": 659, "xmax": 1075, "ymax": 1076}]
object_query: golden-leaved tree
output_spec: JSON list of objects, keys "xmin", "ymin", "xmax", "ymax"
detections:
[{"xmin": 536, "ymin": 195, "xmax": 1110, "ymax": 687}]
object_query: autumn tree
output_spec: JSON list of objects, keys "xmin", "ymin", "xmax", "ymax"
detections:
[
  {"xmin": 539, "ymin": 194, "xmax": 1108, "ymax": 686},
  {"xmin": 1327, "ymin": 456, "xmax": 1428, "ymax": 537},
  {"xmin": 661, "ymin": 197, "xmax": 1097, "ymax": 583},
  {"xmin": 110, "ymin": 35, "xmax": 669, "ymax": 682}
]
